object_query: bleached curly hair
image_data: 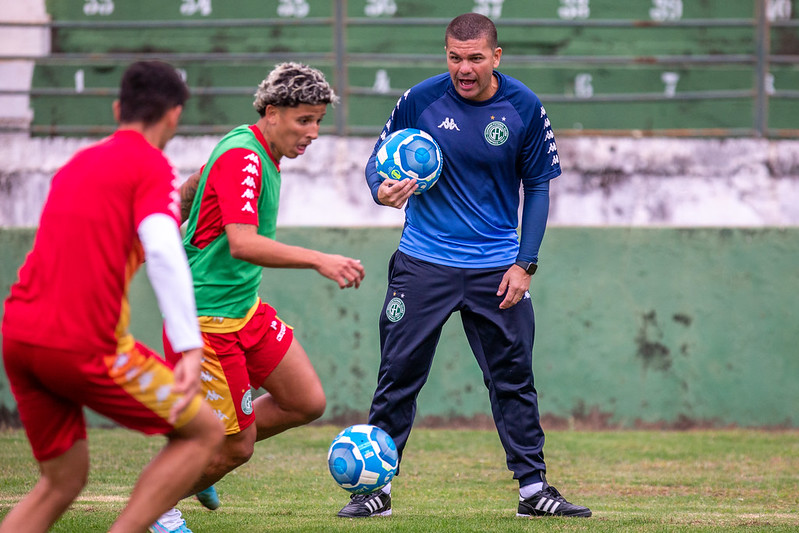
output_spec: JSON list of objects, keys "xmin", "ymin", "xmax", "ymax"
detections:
[{"xmin": 253, "ymin": 62, "xmax": 339, "ymax": 116}]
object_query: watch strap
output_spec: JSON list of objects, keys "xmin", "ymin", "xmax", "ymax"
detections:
[{"xmin": 514, "ymin": 260, "xmax": 537, "ymax": 275}]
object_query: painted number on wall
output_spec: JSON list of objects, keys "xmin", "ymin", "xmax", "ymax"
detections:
[
  {"xmin": 278, "ymin": 0, "xmax": 310, "ymax": 18},
  {"xmin": 765, "ymin": 73, "xmax": 775, "ymax": 95},
  {"xmin": 575, "ymin": 73, "xmax": 593, "ymax": 98},
  {"xmin": 473, "ymin": 0, "xmax": 505, "ymax": 19},
  {"xmin": 650, "ymin": 0, "xmax": 682, "ymax": 21},
  {"xmin": 365, "ymin": 0, "xmax": 397, "ymax": 17},
  {"xmin": 558, "ymin": 0, "xmax": 590, "ymax": 20},
  {"xmin": 74, "ymin": 69, "xmax": 85, "ymax": 93},
  {"xmin": 180, "ymin": 0, "xmax": 212, "ymax": 16},
  {"xmin": 83, "ymin": 0, "xmax": 114, "ymax": 16},
  {"xmin": 767, "ymin": 0, "xmax": 792, "ymax": 21},
  {"xmin": 661, "ymin": 72, "xmax": 679, "ymax": 97},
  {"xmin": 372, "ymin": 69, "xmax": 391, "ymax": 93}
]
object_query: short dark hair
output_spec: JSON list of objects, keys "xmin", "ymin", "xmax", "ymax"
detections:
[
  {"xmin": 445, "ymin": 13, "xmax": 498, "ymax": 50},
  {"xmin": 118, "ymin": 61, "xmax": 189, "ymax": 126}
]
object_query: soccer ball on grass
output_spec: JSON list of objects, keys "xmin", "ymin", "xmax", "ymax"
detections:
[
  {"xmin": 327, "ymin": 424, "xmax": 398, "ymax": 494},
  {"xmin": 375, "ymin": 128, "xmax": 443, "ymax": 194}
]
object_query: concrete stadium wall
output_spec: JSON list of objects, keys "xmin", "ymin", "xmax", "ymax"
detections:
[
  {"xmin": 2, "ymin": 226, "xmax": 798, "ymax": 429},
  {"xmin": 3, "ymin": 134, "xmax": 799, "ymax": 228}
]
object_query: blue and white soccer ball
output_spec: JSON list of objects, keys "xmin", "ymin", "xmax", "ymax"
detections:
[
  {"xmin": 327, "ymin": 424, "xmax": 398, "ymax": 494},
  {"xmin": 375, "ymin": 128, "xmax": 443, "ymax": 194}
]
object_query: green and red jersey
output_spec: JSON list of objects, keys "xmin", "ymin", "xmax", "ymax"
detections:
[{"xmin": 183, "ymin": 124, "xmax": 281, "ymax": 319}]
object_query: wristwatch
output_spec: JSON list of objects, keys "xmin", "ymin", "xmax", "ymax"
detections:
[{"xmin": 514, "ymin": 260, "xmax": 538, "ymax": 276}]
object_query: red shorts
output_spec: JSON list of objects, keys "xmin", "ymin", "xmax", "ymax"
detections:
[
  {"xmin": 164, "ymin": 301, "xmax": 294, "ymax": 435},
  {"xmin": 2, "ymin": 337, "xmax": 203, "ymax": 462}
]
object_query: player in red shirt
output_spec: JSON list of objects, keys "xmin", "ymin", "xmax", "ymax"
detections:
[{"xmin": 1, "ymin": 61, "xmax": 223, "ymax": 533}]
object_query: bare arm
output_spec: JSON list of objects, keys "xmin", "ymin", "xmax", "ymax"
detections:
[
  {"xmin": 226, "ymin": 223, "xmax": 365, "ymax": 289},
  {"xmin": 179, "ymin": 170, "xmax": 202, "ymax": 224}
]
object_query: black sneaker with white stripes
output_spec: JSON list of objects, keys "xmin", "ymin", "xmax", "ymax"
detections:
[
  {"xmin": 517, "ymin": 485, "xmax": 592, "ymax": 518},
  {"xmin": 337, "ymin": 490, "xmax": 392, "ymax": 517}
]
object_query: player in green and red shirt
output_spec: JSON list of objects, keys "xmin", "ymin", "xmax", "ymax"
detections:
[
  {"xmin": 1, "ymin": 61, "xmax": 223, "ymax": 533},
  {"xmin": 158, "ymin": 63, "xmax": 365, "ymax": 530}
]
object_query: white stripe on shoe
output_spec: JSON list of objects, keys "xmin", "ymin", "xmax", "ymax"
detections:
[
  {"xmin": 535, "ymin": 497, "xmax": 548, "ymax": 511},
  {"xmin": 535, "ymin": 497, "xmax": 561, "ymax": 514},
  {"xmin": 365, "ymin": 496, "xmax": 383, "ymax": 512}
]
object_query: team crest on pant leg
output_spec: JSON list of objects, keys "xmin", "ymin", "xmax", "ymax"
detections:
[
  {"xmin": 386, "ymin": 296, "xmax": 405, "ymax": 322},
  {"xmin": 241, "ymin": 388, "xmax": 253, "ymax": 415}
]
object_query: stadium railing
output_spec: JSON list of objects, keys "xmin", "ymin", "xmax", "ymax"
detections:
[{"xmin": 0, "ymin": 0, "xmax": 797, "ymax": 138}]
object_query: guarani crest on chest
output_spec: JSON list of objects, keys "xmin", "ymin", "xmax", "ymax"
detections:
[{"xmin": 483, "ymin": 115, "xmax": 509, "ymax": 146}]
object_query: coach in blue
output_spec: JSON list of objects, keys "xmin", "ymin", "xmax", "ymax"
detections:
[{"xmin": 338, "ymin": 13, "xmax": 592, "ymax": 519}]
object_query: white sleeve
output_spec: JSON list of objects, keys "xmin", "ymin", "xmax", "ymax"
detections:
[{"xmin": 137, "ymin": 213, "xmax": 203, "ymax": 353}]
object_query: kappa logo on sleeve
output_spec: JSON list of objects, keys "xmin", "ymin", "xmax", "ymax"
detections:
[
  {"xmin": 539, "ymin": 106, "xmax": 559, "ymax": 166},
  {"xmin": 168, "ymin": 168, "xmax": 182, "ymax": 219},
  {"xmin": 240, "ymin": 151, "xmax": 260, "ymax": 213},
  {"xmin": 243, "ymin": 152, "xmax": 260, "ymax": 166}
]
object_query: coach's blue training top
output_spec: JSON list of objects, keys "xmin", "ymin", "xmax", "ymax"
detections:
[{"xmin": 365, "ymin": 71, "xmax": 561, "ymax": 268}]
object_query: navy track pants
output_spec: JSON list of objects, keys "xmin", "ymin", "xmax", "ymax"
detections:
[{"xmin": 368, "ymin": 250, "xmax": 546, "ymax": 485}]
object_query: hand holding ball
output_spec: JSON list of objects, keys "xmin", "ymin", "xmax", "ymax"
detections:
[{"xmin": 375, "ymin": 128, "xmax": 443, "ymax": 195}]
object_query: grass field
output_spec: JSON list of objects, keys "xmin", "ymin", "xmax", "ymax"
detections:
[{"xmin": 1, "ymin": 425, "xmax": 797, "ymax": 532}]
